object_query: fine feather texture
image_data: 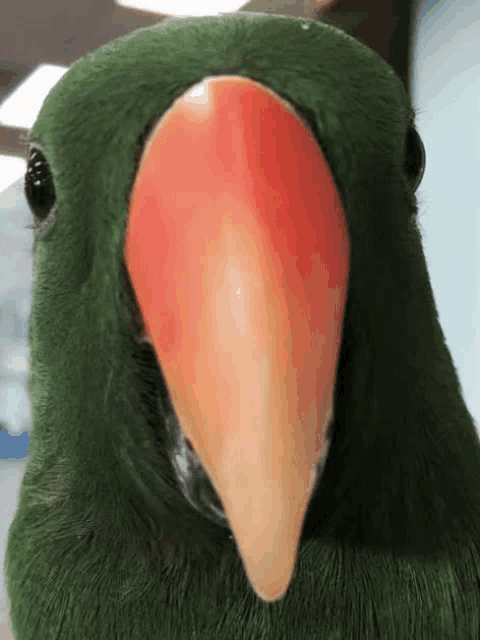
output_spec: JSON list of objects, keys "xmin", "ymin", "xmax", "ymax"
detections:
[{"xmin": 5, "ymin": 11, "xmax": 480, "ymax": 639}]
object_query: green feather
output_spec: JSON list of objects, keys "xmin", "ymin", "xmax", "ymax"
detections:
[{"xmin": 5, "ymin": 11, "xmax": 480, "ymax": 639}]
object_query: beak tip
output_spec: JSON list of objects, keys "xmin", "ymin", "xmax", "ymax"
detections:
[
  {"xmin": 244, "ymin": 556, "xmax": 295, "ymax": 603},
  {"xmin": 254, "ymin": 581, "xmax": 289, "ymax": 603}
]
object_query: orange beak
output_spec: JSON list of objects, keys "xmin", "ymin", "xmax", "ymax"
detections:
[{"xmin": 124, "ymin": 76, "xmax": 350, "ymax": 602}]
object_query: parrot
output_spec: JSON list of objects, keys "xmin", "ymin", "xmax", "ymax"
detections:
[{"xmin": 5, "ymin": 11, "xmax": 480, "ymax": 640}]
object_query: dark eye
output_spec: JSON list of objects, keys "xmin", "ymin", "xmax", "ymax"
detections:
[
  {"xmin": 24, "ymin": 144, "xmax": 57, "ymax": 237},
  {"xmin": 404, "ymin": 124, "xmax": 426, "ymax": 192}
]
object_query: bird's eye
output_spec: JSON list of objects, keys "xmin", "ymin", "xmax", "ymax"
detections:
[
  {"xmin": 404, "ymin": 124, "xmax": 426, "ymax": 192},
  {"xmin": 24, "ymin": 144, "xmax": 57, "ymax": 237}
]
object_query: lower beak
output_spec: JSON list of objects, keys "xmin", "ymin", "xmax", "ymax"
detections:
[{"xmin": 124, "ymin": 75, "xmax": 350, "ymax": 602}]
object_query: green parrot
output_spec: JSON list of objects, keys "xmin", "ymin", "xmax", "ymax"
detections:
[{"xmin": 5, "ymin": 11, "xmax": 480, "ymax": 639}]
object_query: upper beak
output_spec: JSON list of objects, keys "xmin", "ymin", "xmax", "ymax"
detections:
[{"xmin": 124, "ymin": 75, "xmax": 350, "ymax": 602}]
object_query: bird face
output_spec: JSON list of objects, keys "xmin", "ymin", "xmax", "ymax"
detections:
[{"xmin": 124, "ymin": 75, "xmax": 350, "ymax": 601}]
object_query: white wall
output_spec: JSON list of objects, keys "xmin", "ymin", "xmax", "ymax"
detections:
[{"xmin": 411, "ymin": 0, "xmax": 479, "ymax": 427}]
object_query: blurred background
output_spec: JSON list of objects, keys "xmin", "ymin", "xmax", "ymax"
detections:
[{"xmin": 1, "ymin": 0, "xmax": 478, "ymax": 636}]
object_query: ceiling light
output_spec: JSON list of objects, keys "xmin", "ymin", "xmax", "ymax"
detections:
[
  {"xmin": 115, "ymin": 0, "xmax": 248, "ymax": 16},
  {"xmin": 0, "ymin": 64, "xmax": 69, "ymax": 130}
]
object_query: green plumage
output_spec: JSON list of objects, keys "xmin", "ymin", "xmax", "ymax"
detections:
[{"xmin": 5, "ymin": 11, "xmax": 480, "ymax": 639}]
